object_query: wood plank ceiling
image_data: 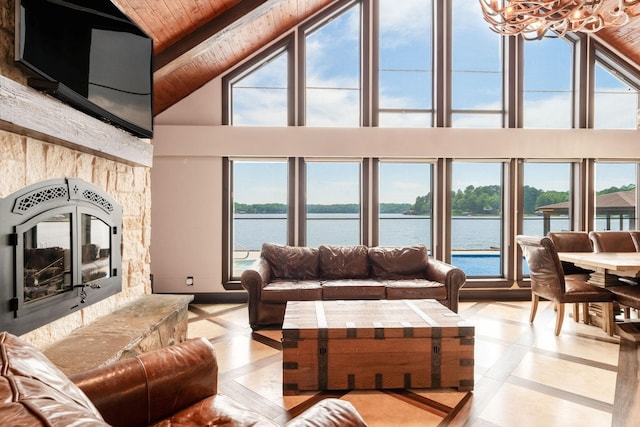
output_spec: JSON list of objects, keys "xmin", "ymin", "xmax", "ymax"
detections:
[{"xmin": 111, "ymin": 0, "xmax": 640, "ymax": 116}]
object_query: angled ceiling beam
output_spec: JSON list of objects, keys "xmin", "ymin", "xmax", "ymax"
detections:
[{"xmin": 153, "ymin": 0, "xmax": 269, "ymax": 71}]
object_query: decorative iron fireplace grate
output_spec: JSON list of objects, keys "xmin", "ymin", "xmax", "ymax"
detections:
[{"xmin": 0, "ymin": 178, "xmax": 122, "ymax": 335}]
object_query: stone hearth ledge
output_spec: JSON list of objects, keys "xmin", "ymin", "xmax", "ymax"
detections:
[{"xmin": 42, "ymin": 294, "xmax": 193, "ymax": 376}]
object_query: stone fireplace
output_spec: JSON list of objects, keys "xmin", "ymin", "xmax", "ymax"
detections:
[{"xmin": 1, "ymin": 0, "xmax": 155, "ymax": 349}]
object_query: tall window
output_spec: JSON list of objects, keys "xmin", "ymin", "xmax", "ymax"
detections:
[
  {"xmin": 378, "ymin": 161, "xmax": 432, "ymax": 247},
  {"xmin": 523, "ymin": 38, "xmax": 573, "ymax": 128},
  {"xmin": 451, "ymin": 162, "xmax": 503, "ymax": 276},
  {"xmin": 377, "ymin": 0, "xmax": 432, "ymax": 127},
  {"xmin": 594, "ymin": 63, "xmax": 640, "ymax": 129},
  {"xmin": 305, "ymin": 161, "xmax": 361, "ymax": 246},
  {"xmin": 305, "ymin": 3, "xmax": 361, "ymax": 126},
  {"xmin": 228, "ymin": 49, "xmax": 289, "ymax": 126},
  {"xmin": 522, "ymin": 162, "xmax": 572, "ymax": 235},
  {"xmin": 451, "ymin": 0, "xmax": 504, "ymax": 127},
  {"xmin": 594, "ymin": 162, "xmax": 637, "ymax": 231},
  {"xmin": 231, "ymin": 160, "xmax": 289, "ymax": 277}
]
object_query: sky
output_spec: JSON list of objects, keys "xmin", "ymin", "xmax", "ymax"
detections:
[{"xmin": 231, "ymin": 0, "xmax": 639, "ymax": 205}]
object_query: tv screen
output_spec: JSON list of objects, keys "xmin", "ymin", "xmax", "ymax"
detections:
[{"xmin": 15, "ymin": 0, "xmax": 154, "ymax": 138}]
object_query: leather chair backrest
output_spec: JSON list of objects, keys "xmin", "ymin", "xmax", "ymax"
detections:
[
  {"xmin": 630, "ymin": 231, "xmax": 640, "ymax": 251},
  {"xmin": 547, "ymin": 231, "xmax": 593, "ymax": 276},
  {"xmin": 516, "ymin": 235, "xmax": 565, "ymax": 302},
  {"xmin": 589, "ymin": 231, "xmax": 636, "ymax": 252},
  {"xmin": 547, "ymin": 231, "xmax": 593, "ymax": 252}
]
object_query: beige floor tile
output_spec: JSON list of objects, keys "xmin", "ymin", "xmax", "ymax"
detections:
[
  {"xmin": 341, "ymin": 391, "xmax": 445, "ymax": 427},
  {"xmin": 191, "ymin": 303, "xmax": 244, "ymax": 315},
  {"xmin": 213, "ymin": 335, "xmax": 279, "ymax": 373},
  {"xmin": 511, "ymin": 352, "xmax": 616, "ymax": 404},
  {"xmin": 187, "ymin": 319, "xmax": 229, "ymax": 340},
  {"xmin": 472, "ymin": 316, "xmax": 531, "ymax": 342},
  {"xmin": 479, "ymin": 382, "xmax": 611, "ymax": 427},
  {"xmin": 235, "ymin": 359, "xmax": 284, "ymax": 406},
  {"xmin": 532, "ymin": 332, "xmax": 619, "ymax": 366}
]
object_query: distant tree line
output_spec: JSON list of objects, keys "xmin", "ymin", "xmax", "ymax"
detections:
[
  {"xmin": 235, "ymin": 184, "xmax": 634, "ymax": 216},
  {"xmin": 234, "ymin": 203, "xmax": 410, "ymax": 214}
]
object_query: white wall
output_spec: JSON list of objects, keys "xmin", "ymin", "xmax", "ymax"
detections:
[{"xmin": 151, "ymin": 79, "xmax": 640, "ymax": 294}]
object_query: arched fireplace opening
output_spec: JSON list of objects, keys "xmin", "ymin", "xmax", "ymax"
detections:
[{"xmin": 0, "ymin": 178, "xmax": 122, "ymax": 335}]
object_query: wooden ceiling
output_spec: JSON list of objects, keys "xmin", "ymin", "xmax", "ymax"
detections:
[{"xmin": 111, "ymin": 0, "xmax": 640, "ymax": 116}]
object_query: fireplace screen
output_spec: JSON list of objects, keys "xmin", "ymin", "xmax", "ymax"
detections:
[
  {"xmin": 0, "ymin": 178, "xmax": 122, "ymax": 335},
  {"xmin": 23, "ymin": 213, "xmax": 72, "ymax": 304}
]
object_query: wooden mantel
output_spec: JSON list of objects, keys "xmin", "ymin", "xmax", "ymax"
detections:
[{"xmin": 0, "ymin": 75, "xmax": 153, "ymax": 167}]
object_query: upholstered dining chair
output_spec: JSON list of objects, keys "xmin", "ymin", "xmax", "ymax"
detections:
[
  {"xmin": 589, "ymin": 231, "xmax": 639, "ymax": 317},
  {"xmin": 516, "ymin": 235, "xmax": 615, "ymax": 336},
  {"xmin": 547, "ymin": 231, "xmax": 594, "ymax": 323},
  {"xmin": 547, "ymin": 231, "xmax": 593, "ymax": 278},
  {"xmin": 589, "ymin": 230, "xmax": 637, "ymax": 253}
]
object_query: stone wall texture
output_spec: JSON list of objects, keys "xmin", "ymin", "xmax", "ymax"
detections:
[{"xmin": 0, "ymin": 0, "xmax": 153, "ymax": 349}]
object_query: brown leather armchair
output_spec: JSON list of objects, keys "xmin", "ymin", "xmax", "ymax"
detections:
[
  {"xmin": 0, "ymin": 332, "xmax": 367, "ymax": 427},
  {"xmin": 516, "ymin": 235, "xmax": 615, "ymax": 336}
]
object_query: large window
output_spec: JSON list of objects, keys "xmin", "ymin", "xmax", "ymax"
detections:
[
  {"xmin": 522, "ymin": 162, "xmax": 572, "ymax": 235},
  {"xmin": 305, "ymin": 161, "xmax": 362, "ymax": 246},
  {"xmin": 305, "ymin": 2, "xmax": 361, "ymax": 126},
  {"xmin": 378, "ymin": 161, "xmax": 432, "ymax": 247},
  {"xmin": 450, "ymin": 0, "xmax": 504, "ymax": 127},
  {"xmin": 231, "ymin": 160, "xmax": 289, "ymax": 277},
  {"xmin": 594, "ymin": 63, "xmax": 640, "ymax": 130},
  {"xmin": 523, "ymin": 38, "xmax": 573, "ymax": 128},
  {"xmin": 377, "ymin": 0, "xmax": 432, "ymax": 127},
  {"xmin": 451, "ymin": 162, "xmax": 503, "ymax": 276},
  {"xmin": 220, "ymin": 0, "xmax": 640, "ymax": 289},
  {"xmin": 594, "ymin": 162, "xmax": 637, "ymax": 231},
  {"xmin": 227, "ymin": 48, "xmax": 289, "ymax": 126}
]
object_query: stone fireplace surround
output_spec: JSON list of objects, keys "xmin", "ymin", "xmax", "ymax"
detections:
[{"xmin": 0, "ymin": 73, "xmax": 154, "ymax": 351}]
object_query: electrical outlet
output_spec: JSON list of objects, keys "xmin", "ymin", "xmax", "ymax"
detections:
[{"xmin": 186, "ymin": 276, "xmax": 194, "ymax": 286}]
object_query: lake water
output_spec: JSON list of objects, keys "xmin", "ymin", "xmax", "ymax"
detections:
[{"xmin": 233, "ymin": 214, "xmax": 624, "ymax": 276}]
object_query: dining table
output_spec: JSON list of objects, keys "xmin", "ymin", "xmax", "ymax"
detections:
[{"xmin": 557, "ymin": 252, "xmax": 640, "ymax": 288}]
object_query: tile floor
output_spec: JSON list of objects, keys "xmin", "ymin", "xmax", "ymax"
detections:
[{"xmin": 187, "ymin": 300, "xmax": 628, "ymax": 426}]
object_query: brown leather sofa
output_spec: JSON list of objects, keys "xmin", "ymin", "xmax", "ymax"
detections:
[
  {"xmin": 241, "ymin": 243, "xmax": 466, "ymax": 330},
  {"xmin": 0, "ymin": 331, "xmax": 367, "ymax": 427}
]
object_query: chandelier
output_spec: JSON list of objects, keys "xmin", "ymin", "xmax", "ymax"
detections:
[{"xmin": 479, "ymin": 0, "xmax": 640, "ymax": 40}]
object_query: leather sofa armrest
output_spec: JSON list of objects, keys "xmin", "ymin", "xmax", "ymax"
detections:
[
  {"xmin": 241, "ymin": 257, "xmax": 272, "ymax": 327},
  {"xmin": 69, "ymin": 337, "xmax": 218, "ymax": 427},
  {"xmin": 240, "ymin": 257, "xmax": 272, "ymax": 292},
  {"xmin": 426, "ymin": 259, "xmax": 467, "ymax": 313},
  {"xmin": 284, "ymin": 398, "xmax": 367, "ymax": 427}
]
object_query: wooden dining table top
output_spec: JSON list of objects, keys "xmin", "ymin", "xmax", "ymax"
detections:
[{"xmin": 558, "ymin": 252, "xmax": 640, "ymax": 272}]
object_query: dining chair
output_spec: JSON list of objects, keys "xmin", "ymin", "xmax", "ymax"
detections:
[
  {"xmin": 589, "ymin": 231, "xmax": 637, "ymax": 253},
  {"xmin": 516, "ymin": 235, "xmax": 615, "ymax": 336},
  {"xmin": 547, "ymin": 231, "xmax": 594, "ymax": 323}
]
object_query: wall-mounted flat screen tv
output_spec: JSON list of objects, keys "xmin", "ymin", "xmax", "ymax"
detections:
[{"xmin": 15, "ymin": 0, "xmax": 154, "ymax": 138}]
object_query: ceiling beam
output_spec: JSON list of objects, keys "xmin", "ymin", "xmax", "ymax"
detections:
[{"xmin": 153, "ymin": 0, "xmax": 269, "ymax": 71}]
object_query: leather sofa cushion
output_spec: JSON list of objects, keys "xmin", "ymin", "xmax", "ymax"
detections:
[
  {"xmin": 319, "ymin": 245, "xmax": 369, "ymax": 279},
  {"xmin": 368, "ymin": 245, "xmax": 429, "ymax": 279},
  {"xmin": 261, "ymin": 243, "xmax": 319, "ymax": 280},
  {"xmin": 0, "ymin": 332, "xmax": 108, "ymax": 427},
  {"xmin": 385, "ymin": 279, "xmax": 447, "ymax": 300},
  {"xmin": 261, "ymin": 280, "xmax": 323, "ymax": 303},
  {"xmin": 322, "ymin": 279, "xmax": 386, "ymax": 300}
]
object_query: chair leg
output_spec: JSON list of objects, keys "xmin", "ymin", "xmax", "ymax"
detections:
[
  {"xmin": 530, "ymin": 294, "xmax": 539, "ymax": 323},
  {"xmin": 555, "ymin": 303, "xmax": 565, "ymax": 336},
  {"xmin": 573, "ymin": 303, "xmax": 579, "ymax": 322}
]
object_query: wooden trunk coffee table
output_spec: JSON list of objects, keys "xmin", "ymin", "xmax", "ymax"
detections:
[{"xmin": 282, "ymin": 299, "xmax": 474, "ymax": 395}]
